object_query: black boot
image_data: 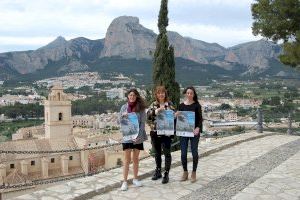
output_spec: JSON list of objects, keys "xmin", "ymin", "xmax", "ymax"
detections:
[
  {"xmin": 162, "ymin": 171, "xmax": 169, "ymax": 184},
  {"xmin": 152, "ymin": 168, "xmax": 162, "ymax": 180}
]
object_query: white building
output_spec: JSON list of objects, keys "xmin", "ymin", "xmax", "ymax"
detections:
[
  {"xmin": 73, "ymin": 115, "xmax": 94, "ymax": 128},
  {"xmin": 209, "ymin": 121, "xmax": 257, "ymax": 127},
  {"xmin": 224, "ymin": 112, "xmax": 238, "ymax": 121},
  {"xmin": 106, "ymin": 88, "xmax": 125, "ymax": 100},
  {"xmin": 0, "ymin": 114, "xmax": 6, "ymax": 122},
  {"xmin": 72, "ymin": 113, "xmax": 119, "ymax": 130}
]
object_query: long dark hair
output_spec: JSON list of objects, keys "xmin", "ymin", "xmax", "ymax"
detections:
[
  {"xmin": 183, "ymin": 86, "xmax": 199, "ymax": 103},
  {"xmin": 126, "ymin": 88, "xmax": 146, "ymax": 112}
]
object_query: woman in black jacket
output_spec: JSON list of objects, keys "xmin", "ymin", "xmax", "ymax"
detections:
[{"xmin": 176, "ymin": 86, "xmax": 203, "ymax": 183}]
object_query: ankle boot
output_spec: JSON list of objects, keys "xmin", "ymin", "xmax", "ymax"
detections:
[
  {"xmin": 162, "ymin": 171, "xmax": 169, "ymax": 184},
  {"xmin": 152, "ymin": 168, "xmax": 162, "ymax": 180},
  {"xmin": 180, "ymin": 171, "xmax": 188, "ymax": 181},
  {"xmin": 191, "ymin": 171, "xmax": 196, "ymax": 183}
]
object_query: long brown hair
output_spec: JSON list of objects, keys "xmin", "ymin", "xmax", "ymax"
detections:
[
  {"xmin": 154, "ymin": 85, "xmax": 169, "ymax": 103},
  {"xmin": 126, "ymin": 88, "xmax": 146, "ymax": 112}
]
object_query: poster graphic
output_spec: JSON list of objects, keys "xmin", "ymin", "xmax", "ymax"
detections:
[
  {"xmin": 176, "ymin": 111, "xmax": 195, "ymax": 137},
  {"xmin": 120, "ymin": 113, "xmax": 139, "ymax": 141},
  {"xmin": 156, "ymin": 110, "xmax": 174, "ymax": 136}
]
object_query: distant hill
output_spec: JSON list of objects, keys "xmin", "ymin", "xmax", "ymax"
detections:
[{"xmin": 0, "ymin": 16, "xmax": 299, "ymax": 84}]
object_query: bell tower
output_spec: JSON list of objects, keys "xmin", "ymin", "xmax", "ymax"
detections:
[{"xmin": 44, "ymin": 84, "xmax": 72, "ymax": 139}]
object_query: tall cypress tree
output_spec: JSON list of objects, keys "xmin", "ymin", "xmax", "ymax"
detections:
[{"xmin": 153, "ymin": 0, "xmax": 180, "ymax": 106}]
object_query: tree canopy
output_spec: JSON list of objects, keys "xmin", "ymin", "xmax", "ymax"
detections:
[
  {"xmin": 152, "ymin": 0, "xmax": 180, "ymax": 106},
  {"xmin": 251, "ymin": 0, "xmax": 300, "ymax": 68}
]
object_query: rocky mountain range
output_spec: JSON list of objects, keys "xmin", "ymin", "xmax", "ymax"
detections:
[{"xmin": 0, "ymin": 16, "xmax": 296, "ymax": 82}]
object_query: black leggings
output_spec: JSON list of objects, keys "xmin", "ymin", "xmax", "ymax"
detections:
[{"xmin": 151, "ymin": 133, "xmax": 172, "ymax": 172}]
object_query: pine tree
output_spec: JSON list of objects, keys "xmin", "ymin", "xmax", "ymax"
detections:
[
  {"xmin": 252, "ymin": 0, "xmax": 300, "ymax": 68},
  {"xmin": 153, "ymin": 0, "xmax": 180, "ymax": 106}
]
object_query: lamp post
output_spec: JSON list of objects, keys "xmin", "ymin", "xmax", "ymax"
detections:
[
  {"xmin": 257, "ymin": 107, "xmax": 263, "ymax": 133},
  {"xmin": 287, "ymin": 112, "xmax": 293, "ymax": 135}
]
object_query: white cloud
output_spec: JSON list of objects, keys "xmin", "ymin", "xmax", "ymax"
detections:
[
  {"xmin": 0, "ymin": 36, "xmax": 56, "ymax": 45},
  {"xmin": 171, "ymin": 0, "xmax": 253, "ymax": 6},
  {"xmin": 102, "ymin": 0, "xmax": 158, "ymax": 11},
  {"xmin": 0, "ymin": 0, "xmax": 258, "ymax": 52}
]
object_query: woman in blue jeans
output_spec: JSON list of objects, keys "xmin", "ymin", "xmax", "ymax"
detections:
[{"xmin": 176, "ymin": 86, "xmax": 203, "ymax": 183}]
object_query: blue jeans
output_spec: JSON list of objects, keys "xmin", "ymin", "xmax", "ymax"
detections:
[{"xmin": 180, "ymin": 136, "xmax": 200, "ymax": 172}]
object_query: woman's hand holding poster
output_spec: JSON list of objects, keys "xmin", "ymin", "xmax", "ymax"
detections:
[
  {"xmin": 156, "ymin": 110, "xmax": 174, "ymax": 136},
  {"xmin": 176, "ymin": 111, "xmax": 195, "ymax": 137},
  {"xmin": 120, "ymin": 113, "xmax": 139, "ymax": 141}
]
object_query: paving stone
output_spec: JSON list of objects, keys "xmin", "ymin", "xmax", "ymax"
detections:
[
  {"xmin": 46, "ymin": 185, "xmax": 71, "ymax": 193},
  {"xmin": 41, "ymin": 197, "xmax": 58, "ymax": 200},
  {"xmin": 14, "ymin": 194, "xmax": 35, "ymax": 200},
  {"xmin": 278, "ymin": 192, "xmax": 299, "ymax": 200}
]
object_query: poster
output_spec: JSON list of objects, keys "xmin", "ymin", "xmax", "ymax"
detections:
[
  {"xmin": 120, "ymin": 112, "xmax": 139, "ymax": 141},
  {"xmin": 176, "ymin": 111, "xmax": 195, "ymax": 137},
  {"xmin": 156, "ymin": 110, "xmax": 175, "ymax": 136}
]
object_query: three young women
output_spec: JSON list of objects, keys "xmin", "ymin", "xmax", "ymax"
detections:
[{"xmin": 119, "ymin": 86, "xmax": 202, "ymax": 190}]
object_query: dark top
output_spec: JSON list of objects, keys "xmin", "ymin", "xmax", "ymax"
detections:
[
  {"xmin": 147, "ymin": 101, "xmax": 176, "ymax": 132},
  {"xmin": 178, "ymin": 102, "xmax": 203, "ymax": 133}
]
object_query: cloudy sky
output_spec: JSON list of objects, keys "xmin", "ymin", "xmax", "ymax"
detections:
[{"xmin": 0, "ymin": 0, "xmax": 262, "ymax": 53}]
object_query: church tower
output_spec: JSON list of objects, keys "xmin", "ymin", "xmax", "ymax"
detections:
[{"xmin": 44, "ymin": 84, "xmax": 72, "ymax": 139}]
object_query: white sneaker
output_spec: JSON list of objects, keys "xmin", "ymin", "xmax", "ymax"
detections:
[
  {"xmin": 120, "ymin": 181, "xmax": 128, "ymax": 191},
  {"xmin": 132, "ymin": 179, "xmax": 142, "ymax": 187}
]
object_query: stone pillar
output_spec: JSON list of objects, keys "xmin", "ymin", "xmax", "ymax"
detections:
[
  {"xmin": 20, "ymin": 160, "xmax": 29, "ymax": 175},
  {"xmin": 0, "ymin": 164, "xmax": 6, "ymax": 185},
  {"xmin": 41, "ymin": 157, "xmax": 49, "ymax": 178},
  {"xmin": 257, "ymin": 108, "xmax": 263, "ymax": 133},
  {"xmin": 287, "ymin": 112, "xmax": 293, "ymax": 135},
  {"xmin": 80, "ymin": 150, "xmax": 89, "ymax": 174},
  {"xmin": 61, "ymin": 155, "xmax": 69, "ymax": 175}
]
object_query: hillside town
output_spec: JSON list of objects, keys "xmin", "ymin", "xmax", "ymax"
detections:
[{"xmin": 1, "ymin": 72, "xmax": 299, "ymax": 132}]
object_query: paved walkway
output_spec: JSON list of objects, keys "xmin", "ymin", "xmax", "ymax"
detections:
[
  {"xmin": 5, "ymin": 132, "xmax": 300, "ymax": 200},
  {"xmin": 182, "ymin": 138, "xmax": 300, "ymax": 200},
  {"xmin": 232, "ymin": 147, "xmax": 300, "ymax": 200},
  {"xmin": 90, "ymin": 134, "xmax": 300, "ymax": 200}
]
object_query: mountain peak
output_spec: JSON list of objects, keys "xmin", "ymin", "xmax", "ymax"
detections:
[
  {"xmin": 52, "ymin": 36, "xmax": 67, "ymax": 44},
  {"xmin": 111, "ymin": 16, "xmax": 140, "ymax": 25},
  {"xmin": 229, "ymin": 39, "xmax": 278, "ymax": 50},
  {"xmin": 43, "ymin": 36, "xmax": 68, "ymax": 49},
  {"xmin": 56, "ymin": 36, "xmax": 66, "ymax": 41},
  {"xmin": 100, "ymin": 16, "xmax": 156, "ymax": 59}
]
